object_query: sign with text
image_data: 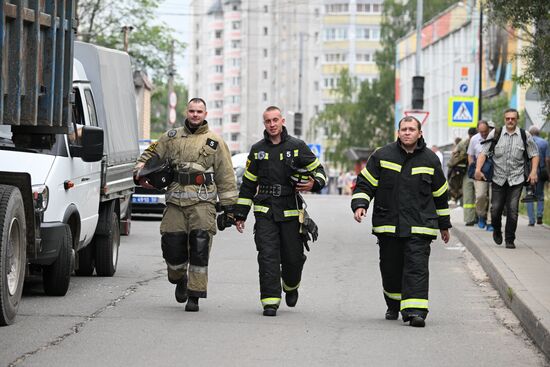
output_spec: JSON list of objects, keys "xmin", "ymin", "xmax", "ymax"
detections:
[{"xmin": 453, "ymin": 63, "xmax": 475, "ymax": 96}]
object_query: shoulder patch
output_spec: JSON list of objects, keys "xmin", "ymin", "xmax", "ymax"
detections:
[
  {"xmin": 206, "ymin": 138, "xmax": 218, "ymax": 150},
  {"xmin": 167, "ymin": 129, "xmax": 177, "ymax": 138}
]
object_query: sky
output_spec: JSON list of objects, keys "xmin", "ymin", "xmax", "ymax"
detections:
[{"xmin": 155, "ymin": 0, "xmax": 192, "ymax": 84}]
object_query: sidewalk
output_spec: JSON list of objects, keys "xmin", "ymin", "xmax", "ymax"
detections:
[{"xmin": 451, "ymin": 208, "xmax": 550, "ymax": 360}]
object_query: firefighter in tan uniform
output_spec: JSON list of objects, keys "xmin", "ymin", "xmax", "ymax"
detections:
[{"xmin": 135, "ymin": 98, "xmax": 238, "ymax": 312}]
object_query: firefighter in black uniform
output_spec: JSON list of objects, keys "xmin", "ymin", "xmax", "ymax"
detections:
[
  {"xmin": 352, "ymin": 116, "xmax": 451, "ymax": 327},
  {"xmin": 235, "ymin": 106, "xmax": 326, "ymax": 317}
]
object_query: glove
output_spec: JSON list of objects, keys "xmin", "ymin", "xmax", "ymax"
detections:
[
  {"xmin": 303, "ymin": 217, "xmax": 318, "ymax": 242},
  {"xmin": 217, "ymin": 206, "xmax": 236, "ymax": 231}
]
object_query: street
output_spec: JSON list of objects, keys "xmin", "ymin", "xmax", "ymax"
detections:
[{"xmin": 0, "ymin": 195, "xmax": 547, "ymax": 367}]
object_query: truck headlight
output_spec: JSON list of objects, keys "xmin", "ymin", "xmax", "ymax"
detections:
[{"xmin": 32, "ymin": 184, "xmax": 49, "ymax": 212}]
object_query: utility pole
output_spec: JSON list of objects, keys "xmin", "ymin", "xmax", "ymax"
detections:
[
  {"xmin": 121, "ymin": 26, "xmax": 134, "ymax": 53},
  {"xmin": 166, "ymin": 40, "xmax": 176, "ymax": 129},
  {"xmin": 411, "ymin": 0, "xmax": 424, "ymax": 110},
  {"xmin": 478, "ymin": 1, "xmax": 483, "ymax": 119},
  {"xmin": 298, "ymin": 32, "xmax": 304, "ymax": 112}
]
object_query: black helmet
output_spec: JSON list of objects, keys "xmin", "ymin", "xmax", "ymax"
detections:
[{"xmin": 140, "ymin": 156, "xmax": 173, "ymax": 189}]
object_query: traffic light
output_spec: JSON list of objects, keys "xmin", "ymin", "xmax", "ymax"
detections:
[
  {"xmin": 294, "ymin": 112, "xmax": 303, "ymax": 136},
  {"xmin": 412, "ymin": 76, "xmax": 424, "ymax": 110}
]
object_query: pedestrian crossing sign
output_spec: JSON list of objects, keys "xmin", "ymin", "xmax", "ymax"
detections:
[
  {"xmin": 448, "ymin": 96, "xmax": 478, "ymax": 127},
  {"xmin": 307, "ymin": 143, "xmax": 322, "ymax": 158}
]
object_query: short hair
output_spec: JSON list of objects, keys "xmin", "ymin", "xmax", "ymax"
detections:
[
  {"xmin": 529, "ymin": 126, "xmax": 540, "ymax": 136},
  {"xmin": 188, "ymin": 97, "xmax": 207, "ymax": 109},
  {"xmin": 504, "ymin": 108, "xmax": 519, "ymax": 119},
  {"xmin": 467, "ymin": 127, "xmax": 477, "ymax": 136},
  {"xmin": 398, "ymin": 116, "xmax": 421, "ymax": 130},
  {"xmin": 264, "ymin": 106, "xmax": 281, "ymax": 113},
  {"xmin": 477, "ymin": 119, "xmax": 488, "ymax": 128}
]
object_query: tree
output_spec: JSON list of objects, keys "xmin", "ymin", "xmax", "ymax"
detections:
[
  {"xmin": 150, "ymin": 79, "xmax": 188, "ymax": 136},
  {"xmin": 486, "ymin": 0, "xmax": 550, "ymax": 115},
  {"xmin": 77, "ymin": 0, "xmax": 185, "ymax": 82}
]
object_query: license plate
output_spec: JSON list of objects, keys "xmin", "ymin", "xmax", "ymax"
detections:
[{"xmin": 132, "ymin": 196, "xmax": 159, "ymax": 204}]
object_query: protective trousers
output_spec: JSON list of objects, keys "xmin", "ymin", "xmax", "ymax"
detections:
[
  {"xmin": 254, "ymin": 216, "xmax": 306, "ymax": 309},
  {"xmin": 378, "ymin": 235, "xmax": 432, "ymax": 320},
  {"xmin": 462, "ymin": 175, "xmax": 476, "ymax": 224},
  {"xmin": 160, "ymin": 202, "xmax": 217, "ymax": 298}
]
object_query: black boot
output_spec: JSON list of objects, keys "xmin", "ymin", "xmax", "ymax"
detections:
[
  {"xmin": 263, "ymin": 305, "xmax": 277, "ymax": 317},
  {"xmin": 185, "ymin": 296, "xmax": 199, "ymax": 312},
  {"xmin": 409, "ymin": 316, "xmax": 425, "ymax": 327},
  {"xmin": 175, "ymin": 277, "xmax": 188, "ymax": 303},
  {"xmin": 385, "ymin": 308, "xmax": 399, "ymax": 320},
  {"xmin": 285, "ymin": 289, "xmax": 299, "ymax": 307}
]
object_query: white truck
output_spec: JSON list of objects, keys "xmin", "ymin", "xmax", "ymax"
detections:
[{"xmin": 0, "ymin": 1, "xmax": 139, "ymax": 325}]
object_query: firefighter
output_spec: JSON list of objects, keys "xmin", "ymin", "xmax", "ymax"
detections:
[
  {"xmin": 352, "ymin": 116, "xmax": 451, "ymax": 327},
  {"xmin": 234, "ymin": 106, "xmax": 326, "ymax": 317},
  {"xmin": 134, "ymin": 98, "xmax": 238, "ymax": 312}
]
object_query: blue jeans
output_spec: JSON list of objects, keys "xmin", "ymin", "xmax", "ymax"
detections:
[
  {"xmin": 491, "ymin": 182, "xmax": 523, "ymax": 243},
  {"xmin": 526, "ymin": 180, "xmax": 545, "ymax": 224}
]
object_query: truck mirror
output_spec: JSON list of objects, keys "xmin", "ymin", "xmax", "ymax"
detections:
[{"xmin": 70, "ymin": 126, "xmax": 104, "ymax": 162}]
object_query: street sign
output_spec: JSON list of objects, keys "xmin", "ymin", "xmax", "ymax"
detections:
[
  {"xmin": 448, "ymin": 96, "xmax": 478, "ymax": 127},
  {"xmin": 307, "ymin": 143, "xmax": 322, "ymax": 158},
  {"xmin": 453, "ymin": 63, "xmax": 475, "ymax": 96},
  {"xmin": 403, "ymin": 110, "xmax": 429, "ymax": 125},
  {"xmin": 169, "ymin": 92, "xmax": 177, "ymax": 108}
]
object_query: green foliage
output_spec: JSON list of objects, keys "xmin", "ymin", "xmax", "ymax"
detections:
[
  {"xmin": 481, "ymin": 95, "xmax": 509, "ymax": 125},
  {"xmin": 486, "ymin": 0, "xmax": 550, "ymax": 116},
  {"xmin": 150, "ymin": 80, "xmax": 189, "ymax": 134},
  {"xmin": 77, "ymin": 0, "xmax": 185, "ymax": 82}
]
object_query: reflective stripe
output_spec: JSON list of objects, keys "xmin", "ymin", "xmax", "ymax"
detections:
[
  {"xmin": 352, "ymin": 193, "xmax": 371, "ymax": 202},
  {"xmin": 411, "ymin": 166, "xmax": 435, "ymax": 175},
  {"xmin": 373, "ymin": 225, "xmax": 396, "ymax": 233},
  {"xmin": 280, "ymin": 153, "xmax": 283, "ymax": 160},
  {"xmin": 284, "ymin": 210, "xmax": 299, "ymax": 217},
  {"xmin": 294, "ymin": 149, "xmax": 299, "ymax": 157},
  {"xmin": 432, "ymin": 181, "xmax": 448, "ymax": 197},
  {"xmin": 244, "ymin": 170, "xmax": 258, "ymax": 182},
  {"xmin": 380, "ymin": 160, "xmax": 402, "ymax": 173},
  {"xmin": 315, "ymin": 172, "xmax": 327, "ymax": 182},
  {"xmin": 166, "ymin": 262, "xmax": 187, "ymax": 271},
  {"xmin": 219, "ymin": 190, "xmax": 239, "ymax": 199},
  {"xmin": 306, "ymin": 158, "xmax": 320, "ymax": 171},
  {"xmin": 283, "ymin": 281, "xmax": 300, "ymax": 292},
  {"xmin": 436, "ymin": 208, "xmax": 451, "ymax": 216},
  {"xmin": 411, "ymin": 226, "xmax": 438, "ymax": 236},
  {"xmin": 361, "ymin": 167, "xmax": 379, "ymax": 187},
  {"xmin": 237, "ymin": 198, "xmax": 253, "ymax": 206},
  {"xmin": 188, "ymin": 264, "xmax": 207, "ymax": 274},
  {"xmin": 261, "ymin": 297, "xmax": 281, "ymax": 306},
  {"xmin": 383, "ymin": 289, "xmax": 402, "ymax": 301},
  {"xmin": 254, "ymin": 205, "xmax": 270, "ymax": 213},
  {"xmin": 400, "ymin": 298, "xmax": 429, "ymax": 310},
  {"xmin": 463, "ymin": 203, "xmax": 475, "ymax": 209},
  {"xmin": 167, "ymin": 191, "xmax": 217, "ymax": 200}
]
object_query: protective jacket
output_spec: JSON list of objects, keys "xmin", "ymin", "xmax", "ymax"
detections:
[
  {"xmin": 351, "ymin": 137, "xmax": 452, "ymax": 238},
  {"xmin": 235, "ymin": 127, "xmax": 326, "ymax": 222},
  {"xmin": 136, "ymin": 120, "xmax": 238, "ymax": 208}
]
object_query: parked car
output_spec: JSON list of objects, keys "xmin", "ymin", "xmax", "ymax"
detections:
[{"xmin": 131, "ymin": 140, "xmax": 166, "ymax": 214}]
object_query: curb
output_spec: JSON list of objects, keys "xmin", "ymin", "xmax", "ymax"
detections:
[{"xmin": 452, "ymin": 226, "xmax": 550, "ymax": 360}]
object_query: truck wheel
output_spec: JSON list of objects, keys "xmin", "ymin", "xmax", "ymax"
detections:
[
  {"xmin": 0, "ymin": 185, "xmax": 27, "ymax": 326},
  {"xmin": 94, "ymin": 211, "xmax": 119, "ymax": 276},
  {"xmin": 75, "ymin": 243, "xmax": 95, "ymax": 276},
  {"xmin": 42, "ymin": 225, "xmax": 73, "ymax": 296}
]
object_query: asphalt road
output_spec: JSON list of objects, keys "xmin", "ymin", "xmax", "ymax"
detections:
[{"xmin": 1, "ymin": 195, "xmax": 548, "ymax": 367}]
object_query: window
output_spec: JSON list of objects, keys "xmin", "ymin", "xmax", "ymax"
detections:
[
  {"xmin": 324, "ymin": 28, "xmax": 347, "ymax": 40},
  {"xmin": 356, "ymin": 53, "xmax": 372, "ymax": 62},
  {"xmin": 325, "ymin": 4, "xmax": 349, "ymax": 13},
  {"xmin": 263, "ymin": 27, "xmax": 268, "ymax": 36},
  {"xmin": 195, "ymin": 40, "xmax": 199, "ymax": 49},
  {"xmin": 263, "ymin": 49, "xmax": 268, "ymax": 57},
  {"xmin": 213, "ymin": 65, "xmax": 223, "ymax": 73},
  {"xmin": 231, "ymin": 58, "xmax": 241, "ymax": 67},
  {"xmin": 373, "ymin": 4, "xmax": 382, "ymax": 13},
  {"xmin": 211, "ymin": 83, "xmax": 223, "ymax": 91},
  {"xmin": 263, "ymin": 70, "xmax": 268, "ymax": 79},
  {"xmin": 357, "ymin": 3, "xmax": 370, "ymax": 12},
  {"xmin": 232, "ymin": 21, "xmax": 241, "ymax": 30},
  {"xmin": 264, "ymin": 5, "xmax": 268, "ymax": 12},
  {"xmin": 325, "ymin": 53, "xmax": 347, "ymax": 62},
  {"xmin": 225, "ymin": 95, "xmax": 241, "ymax": 104},
  {"xmin": 84, "ymin": 89, "xmax": 98, "ymax": 127},
  {"xmin": 215, "ymin": 30, "xmax": 223, "ymax": 39},
  {"xmin": 230, "ymin": 133, "xmax": 240, "ymax": 142},
  {"xmin": 262, "ymin": 92, "xmax": 267, "ymax": 102},
  {"xmin": 314, "ymin": 81, "xmax": 319, "ymax": 91},
  {"xmin": 357, "ymin": 27, "xmax": 380, "ymax": 40},
  {"xmin": 213, "ymin": 100, "xmax": 223, "ymax": 108},
  {"xmin": 231, "ymin": 114, "xmax": 240, "ymax": 123},
  {"xmin": 314, "ymin": 56, "xmax": 319, "ymax": 66},
  {"xmin": 231, "ymin": 40, "xmax": 241, "ymax": 49},
  {"xmin": 215, "ymin": 48, "xmax": 223, "ymax": 56}
]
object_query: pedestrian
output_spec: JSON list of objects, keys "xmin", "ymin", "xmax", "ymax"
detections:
[
  {"xmin": 234, "ymin": 106, "xmax": 326, "ymax": 317},
  {"xmin": 475, "ymin": 108, "xmax": 539, "ymax": 249},
  {"xmin": 526, "ymin": 126, "xmax": 549, "ymax": 225},
  {"xmin": 448, "ymin": 127, "xmax": 477, "ymax": 224},
  {"xmin": 337, "ymin": 171, "xmax": 345, "ymax": 195},
  {"xmin": 134, "ymin": 98, "xmax": 238, "ymax": 311},
  {"xmin": 352, "ymin": 116, "xmax": 451, "ymax": 327},
  {"xmin": 467, "ymin": 120, "xmax": 493, "ymax": 230}
]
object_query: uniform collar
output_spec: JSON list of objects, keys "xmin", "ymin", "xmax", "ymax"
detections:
[
  {"xmin": 183, "ymin": 119, "xmax": 209, "ymax": 136},
  {"xmin": 263, "ymin": 126, "xmax": 289, "ymax": 145},
  {"xmin": 396, "ymin": 136, "xmax": 426, "ymax": 154}
]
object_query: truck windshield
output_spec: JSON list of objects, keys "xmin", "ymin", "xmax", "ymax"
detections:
[{"xmin": 0, "ymin": 125, "xmax": 65, "ymax": 156}]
